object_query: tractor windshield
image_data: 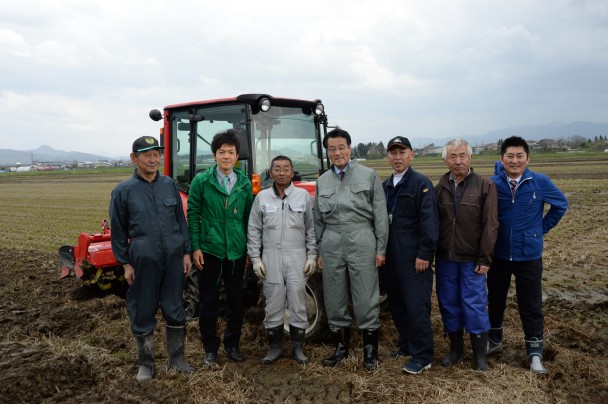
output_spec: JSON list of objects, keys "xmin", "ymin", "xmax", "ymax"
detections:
[
  {"xmin": 252, "ymin": 106, "xmax": 322, "ymax": 183},
  {"xmin": 168, "ymin": 102, "xmax": 323, "ymax": 192},
  {"xmin": 171, "ymin": 104, "xmax": 248, "ymax": 191}
]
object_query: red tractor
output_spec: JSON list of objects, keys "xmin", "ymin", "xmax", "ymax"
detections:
[{"xmin": 59, "ymin": 94, "xmax": 330, "ymax": 340}]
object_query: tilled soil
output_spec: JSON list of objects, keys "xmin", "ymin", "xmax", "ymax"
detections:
[{"xmin": 1, "ymin": 247, "xmax": 607, "ymax": 403}]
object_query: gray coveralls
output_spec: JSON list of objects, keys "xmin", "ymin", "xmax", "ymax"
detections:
[
  {"xmin": 247, "ymin": 183, "xmax": 317, "ymax": 329},
  {"xmin": 313, "ymin": 160, "xmax": 388, "ymax": 331}
]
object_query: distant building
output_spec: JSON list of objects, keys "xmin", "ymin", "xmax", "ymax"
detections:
[
  {"xmin": 538, "ymin": 139, "xmax": 558, "ymax": 149},
  {"xmin": 416, "ymin": 143, "xmax": 443, "ymax": 155}
]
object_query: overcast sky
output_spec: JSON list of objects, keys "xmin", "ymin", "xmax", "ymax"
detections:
[{"xmin": 1, "ymin": 0, "xmax": 607, "ymax": 157}]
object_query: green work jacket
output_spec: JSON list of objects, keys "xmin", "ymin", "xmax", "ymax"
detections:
[{"xmin": 187, "ymin": 165, "xmax": 253, "ymax": 260}]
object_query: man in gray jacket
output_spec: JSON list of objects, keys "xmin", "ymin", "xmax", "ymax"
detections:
[
  {"xmin": 314, "ymin": 128, "xmax": 388, "ymax": 371},
  {"xmin": 247, "ymin": 156, "xmax": 317, "ymax": 365}
]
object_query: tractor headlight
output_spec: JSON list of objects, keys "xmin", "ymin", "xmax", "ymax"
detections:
[
  {"xmin": 258, "ymin": 97, "xmax": 271, "ymax": 112},
  {"xmin": 314, "ymin": 102, "xmax": 324, "ymax": 116}
]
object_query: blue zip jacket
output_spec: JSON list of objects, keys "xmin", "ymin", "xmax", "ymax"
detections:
[{"xmin": 491, "ymin": 161, "xmax": 568, "ymax": 261}]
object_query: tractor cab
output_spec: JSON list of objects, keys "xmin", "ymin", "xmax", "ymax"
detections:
[{"xmin": 150, "ymin": 94, "xmax": 328, "ymax": 198}]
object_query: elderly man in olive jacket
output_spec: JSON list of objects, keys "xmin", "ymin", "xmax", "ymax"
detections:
[{"xmin": 435, "ymin": 138, "xmax": 498, "ymax": 372}]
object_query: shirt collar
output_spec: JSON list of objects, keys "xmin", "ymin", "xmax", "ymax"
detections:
[
  {"xmin": 216, "ymin": 167, "xmax": 236, "ymax": 183},
  {"xmin": 333, "ymin": 162, "xmax": 350, "ymax": 175},
  {"xmin": 449, "ymin": 168, "xmax": 471, "ymax": 183},
  {"xmin": 272, "ymin": 181, "xmax": 294, "ymax": 198}
]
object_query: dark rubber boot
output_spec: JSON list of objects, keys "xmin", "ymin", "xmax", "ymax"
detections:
[
  {"xmin": 166, "ymin": 326, "xmax": 194, "ymax": 373},
  {"xmin": 261, "ymin": 325, "xmax": 284, "ymax": 365},
  {"xmin": 526, "ymin": 338, "xmax": 548, "ymax": 374},
  {"xmin": 290, "ymin": 325, "xmax": 309, "ymax": 364},
  {"xmin": 322, "ymin": 328, "xmax": 350, "ymax": 367},
  {"xmin": 362, "ymin": 329, "xmax": 379, "ymax": 371},
  {"xmin": 471, "ymin": 333, "xmax": 489, "ymax": 371},
  {"xmin": 487, "ymin": 326, "xmax": 503, "ymax": 355},
  {"xmin": 134, "ymin": 332, "xmax": 155, "ymax": 382},
  {"xmin": 441, "ymin": 330, "xmax": 464, "ymax": 367}
]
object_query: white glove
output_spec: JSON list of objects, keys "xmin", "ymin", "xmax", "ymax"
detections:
[
  {"xmin": 303, "ymin": 254, "xmax": 317, "ymax": 277},
  {"xmin": 251, "ymin": 257, "xmax": 266, "ymax": 280}
]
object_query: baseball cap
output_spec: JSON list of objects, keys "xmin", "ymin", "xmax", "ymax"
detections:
[
  {"xmin": 386, "ymin": 136, "xmax": 412, "ymax": 150},
  {"xmin": 132, "ymin": 136, "xmax": 164, "ymax": 153}
]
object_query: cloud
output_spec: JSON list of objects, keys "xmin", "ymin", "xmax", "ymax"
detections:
[{"xmin": 0, "ymin": 0, "xmax": 606, "ymax": 156}]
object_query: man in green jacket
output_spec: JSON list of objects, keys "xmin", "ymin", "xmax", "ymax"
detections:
[{"xmin": 187, "ymin": 129, "xmax": 253, "ymax": 367}]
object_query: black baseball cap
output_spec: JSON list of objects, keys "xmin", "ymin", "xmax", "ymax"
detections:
[
  {"xmin": 386, "ymin": 136, "xmax": 412, "ymax": 150},
  {"xmin": 132, "ymin": 136, "xmax": 164, "ymax": 153}
]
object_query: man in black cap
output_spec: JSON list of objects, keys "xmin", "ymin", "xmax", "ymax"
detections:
[
  {"xmin": 110, "ymin": 136, "xmax": 194, "ymax": 382},
  {"xmin": 382, "ymin": 136, "xmax": 438, "ymax": 374}
]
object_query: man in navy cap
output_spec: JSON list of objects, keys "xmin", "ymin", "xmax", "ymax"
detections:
[
  {"xmin": 383, "ymin": 136, "xmax": 438, "ymax": 374},
  {"xmin": 110, "ymin": 136, "xmax": 194, "ymax": 381}
]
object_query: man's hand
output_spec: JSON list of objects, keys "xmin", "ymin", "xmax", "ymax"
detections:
[
  {"xmin": 375, "ymin": 255, "xmax": 385, "ymax": 268},
  {"xmin": 183, "ymin": 254, "xmax": 192, "ymax": 277},
  {"xmin": 193, "ymin": 250, "xmax": 204, "ymax": 270},
  {"xmin": 304, "ymin": 255, "xmax": 317, "ymax": 277},
  {"xmin": 123, "ymin": 263, "xmax": 135, "ymax": 285},
  {"xmin": 316, "ymin": 256, "xmax": 323, "ymax": 271},
  {"xmin": 251, "ymin": 257, "xmax": 266, "ymax": 280},
  {"xmin": 415, "ymin": 258, "xmax": 430, "ymax": 273},
  {"xmin": 475, "ymin": 264, "xmax": 489, "ymax": 275}
]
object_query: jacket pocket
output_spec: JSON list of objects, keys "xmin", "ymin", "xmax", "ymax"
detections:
[
  {"xmin": 162, "ymin": 197, "xmax": 178, "ymax": 220},
  {"xmin": 288, "ymin": 203, "xmax": 305, "ymax": 229},
  {"xmin": 317, "ymin": 188, "xmax": 336, "ymax": 213},
  {"xmin": 263, "ymin": 204, "xmax": 280, "ymax": 229},
  {"xmin": 349, "ymin": 183, "xmax": 371, "ymax": 209},
  {"xmin": 523, "ymin": 229, "xmax": 542, "ymax": 257}
]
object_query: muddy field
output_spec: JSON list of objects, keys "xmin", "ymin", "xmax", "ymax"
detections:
[
  {"xmin": 0, "ymin": 248, "xmax": 606, "ymax": 403},
  {"xmin": 0, "ymin": 158, "xmax": 607, "ymax": 403}
]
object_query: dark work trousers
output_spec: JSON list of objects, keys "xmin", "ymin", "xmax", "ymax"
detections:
[
  {"xmin": 385, "ymin": 258, "xmax": 434, "ymax": 366},
  {"xmin": 126, "ymin": 255, "xmax": 187, "ymax": 335},
  {"xmin": 198, "ymin": 253, "xmax": 246, "ymax": 354},
  {"xmin": 487, "ymin": 258, "xmax": 544, "ymax": 340}
]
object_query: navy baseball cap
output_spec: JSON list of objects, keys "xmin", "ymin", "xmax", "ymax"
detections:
[
  {"xmin": 132, "ymin": 136, "xmax": 164, "ymax": 153},
  {"xmin": 386, "ymin": 136, "xmax": 412, "ymax": 150}
]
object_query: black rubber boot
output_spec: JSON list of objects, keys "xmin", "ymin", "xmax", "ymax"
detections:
[
  {"xmin": 487, "ymin": 326, "xmax": 503, "ymax": 355},
  {"xmin": 290, "ymin": 325, "xmax": 309, "ymax": 364},
  {"xmin": 134, "ymin": 332, "xmax": 155, "ymax": 382},
  {"xmin": 471, "ymin": 333, "xmax": 489, "ymax": 371},
  {"xmin": 322, "ymin": 328, "xmax": 350, "ymax": 367},
  {"xmin": 441, "ymin": 330, "xmax": 464, "ymax": 367},
  {"xmin": 362, "ymin": 329, "xmax": 379, "ymax": 371},
  {"xmin": 261, "ymin": 325, "xmax": 284, "ymax": 365},
  {"xmin": 166, "ymin": 325, "xmax": 194, "ymax": 373},
  {"xmin": 526, "ymin": 337, "xmax": 548, "ymax": 374}
]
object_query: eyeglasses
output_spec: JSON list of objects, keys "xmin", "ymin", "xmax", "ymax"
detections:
[
  {"xmin": 328, "ymin": 145, "xmax": 348, "ymax": 154},
  {"xmin": 271, "ymin": 167, "xmax": 292, "ymax": 173}
]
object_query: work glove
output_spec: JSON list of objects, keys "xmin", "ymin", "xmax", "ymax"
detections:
[
  {"xmin": 303, "ymin": 254, "xmax": 317, "ymax": 277},
  {"xmin": 251, "ymin": 257, "xmax": 266, "ymax": 280}
]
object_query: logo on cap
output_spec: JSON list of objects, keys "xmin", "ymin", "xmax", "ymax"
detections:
[{"xmin": 144, "ymin": 137, "xmax": 155, "ymax": 145}]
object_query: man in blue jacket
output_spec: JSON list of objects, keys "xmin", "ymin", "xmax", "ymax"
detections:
[
  {"xmin": 487, "ymin": 136, "xmax": 568, "ymax": 374},
  {"xmin": 110, "ymin": 136, "xmax": 194, "ymax": 382},
  {"xmin": 383, "ymin": 136, "xmax": 438, "ymax": 375}
]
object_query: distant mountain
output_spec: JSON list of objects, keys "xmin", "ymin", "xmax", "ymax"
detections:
[
  {"xmin": 0, "ymin": 145, "xmax": 115, "ymax": 166},
  {"xmin": 408, "ymin": 121, "xmax": 608, "ymax": 149}
]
